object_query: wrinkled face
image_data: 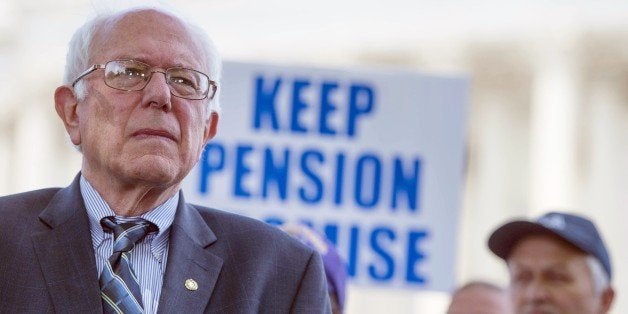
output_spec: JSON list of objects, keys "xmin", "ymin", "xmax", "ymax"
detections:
[
  {"xmin": 507, "ymin": 235, "xmax": 604, "ymax": 314},
  {"xmin": 447, "ymin": 286, "xmax": 512, "ymax": 314},
  {"xmin": 74, "ymin": 10, "xmax": 216, "ymax": 189}
]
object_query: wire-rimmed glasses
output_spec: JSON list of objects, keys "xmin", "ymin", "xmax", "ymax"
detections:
[{"xmin": 71, "ymin": 59, "xmax": 217, "ymax": 100}]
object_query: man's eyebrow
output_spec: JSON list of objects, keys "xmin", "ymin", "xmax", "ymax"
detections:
[{"xmin": 510, "ymin": 260, "xmax": 574, "ymax": 271}]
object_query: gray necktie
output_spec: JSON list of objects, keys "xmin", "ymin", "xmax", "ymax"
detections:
[{"xmin": 99, "ymin": 217, "xmax": 156, "ymax": 314}]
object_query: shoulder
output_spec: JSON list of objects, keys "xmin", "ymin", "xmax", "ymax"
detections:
[
  {"xmin": 0, "ymin": 188, "xmax": 62, "ymax": 242},
  {"xmin": 0, "ymin": 188, "xmax": 61, "ymax": 216},
  {"xmin": 188, "ymin": 203, "xmax": 316, "ymax": 258}
]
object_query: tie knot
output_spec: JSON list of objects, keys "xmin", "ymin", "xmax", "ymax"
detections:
[{"xmin": 101, "ymin": 217, "xmax": 157, "ymax": 253}]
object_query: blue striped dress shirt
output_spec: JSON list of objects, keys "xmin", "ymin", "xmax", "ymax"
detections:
[{"xmin": 80, "ymin": 175, "xmax": 177, "ymax": 314}]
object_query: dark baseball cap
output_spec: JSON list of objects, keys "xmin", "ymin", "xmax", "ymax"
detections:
[{"xmin": 488, "ymin": 211, "xmax": 612, "ymax": 279}]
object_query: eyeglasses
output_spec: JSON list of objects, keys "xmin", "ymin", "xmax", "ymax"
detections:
[{"xmin": 71, "ymin": 59, "xmax": 217, "ymax": 100}]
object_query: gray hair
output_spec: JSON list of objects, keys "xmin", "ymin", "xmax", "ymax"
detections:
[
  {"xmin": 586, "ymin": 255, "xmax": 610, "ymax": 295},
  {"xmin": 63, "ymin": 3, "xmax": 222, "ymax": 113}
]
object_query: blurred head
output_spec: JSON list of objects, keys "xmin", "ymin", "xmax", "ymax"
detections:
[
  {"xmin": 488, "ymin": 212, "xmax": 615, "ymax": 314},
  {"xmin": 447, "ymin": 281, "xmax": 512, "ymax": 314},
  {"xmin": 281, "ymin": 223, "xmax": 347, "ymax": 314},
  {"xmin": 506, "ymin": 234, "xmax": 614, "ymax": 314},
  {"xmin": 54, "ymin": 6, "xmax": 220, "ymax": 191}
]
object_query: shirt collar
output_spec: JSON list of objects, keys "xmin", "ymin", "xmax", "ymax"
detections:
[{"xmin": 80, "ymin": 174, "xmax": 178, "ymax": 246}]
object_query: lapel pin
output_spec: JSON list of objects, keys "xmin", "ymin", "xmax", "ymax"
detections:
[{"xmin": 185, "ymin": 279, "xmax": 198, "ymax": 291}]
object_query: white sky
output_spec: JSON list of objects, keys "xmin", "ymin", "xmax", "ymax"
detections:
[{"xmin": 4, "ymin": 0, "xmax": 628, "ymax": 62}]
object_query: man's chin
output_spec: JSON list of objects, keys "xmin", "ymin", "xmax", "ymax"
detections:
[
  {"xmin": 125, "ymin": 158, "xmax": 181, "ymax": 185},
  {"xmin": 522, "ymin": 306, "xmax": 559, "ymax": 314}
]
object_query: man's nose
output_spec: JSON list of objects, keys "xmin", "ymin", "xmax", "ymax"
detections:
[
  {"xmin": 523, "ymin": 279, "xmax": 551, "ymax": 302},
  {"xmin": 142, "ymin": 70, "xmax": 172, "ymax": 111}
]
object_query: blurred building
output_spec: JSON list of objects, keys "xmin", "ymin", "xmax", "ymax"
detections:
[{"xmin": 0, "ymin": 1, "xmax": 626, "ymax": 313}]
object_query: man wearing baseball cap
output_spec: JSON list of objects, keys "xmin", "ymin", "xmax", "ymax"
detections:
[{"xmin": 488, "ymin": 211, "xmax": 615, "ymax": 314}]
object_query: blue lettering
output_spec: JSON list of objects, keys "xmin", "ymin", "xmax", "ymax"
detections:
[
  {"xmin": 234, "ymin": 145, "xmax": 254, "ymax": 198},
  {"xmin": 354, "ymin": 154, "xmax": 381, "ymax": 208},
  {"xmin": 348, "ymin": 225, "xmax": 360, "ymax": 277},
  {"xmin": 391, "ymin": 157, "xmax": 421, "ymax": 212},
  {"xmin": 299, "ymin": 150, "xmax": 324, "ymax": 203},
  {"xmin": 262, "ymin": 148, "xmax": 290, "ymax": 200},
  {"xmin": 406, "ymin": 230, "xmax": 428, "ymax": 284},
  {"xmin": 319, "ymin": 81, "xmax": 338, "ymax": 136},
  {"xmin": 323, "ymin": 224, "xmax": 339, "ymax": 246},
  {"xmin": 290, "ymin": 80, "xmax": 310, "ymax": 133},
  {"xmin": 253, "ymin": 76, "xmax": 281, "ymax": 131},
  {"xmin": 264, "ymin": 216, "xmax": 284, "ymax": 226},
  {"xmin": 347, "ymin": 84, "xmax": 375, "ymax": 137},
  {"xmin": 333, "ymin": 153, "xmax": 345, "ymax": 205},
  {"xmin": 369, "ymin": 227, "xmax": 395, "ymax": 281},
  {"xmin": 199, "ymin": 143, "xmax": 225, "ymax": 194}
]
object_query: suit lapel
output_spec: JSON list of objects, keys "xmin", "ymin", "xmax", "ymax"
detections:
[
  {"xmin": 31, "ymin": 175, "xmax": 103, "ymax": 313},
  {"xmin": 157, "ymin": 197, "xmax": 223, "ymax": 313},
  {"xmin": 29, "ymin": 177, "xmax": 223, "ymax": 313}
]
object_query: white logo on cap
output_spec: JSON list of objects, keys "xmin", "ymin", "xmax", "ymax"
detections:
[{"xmin": 539, "ymin": 214, "xmax": 566, "ymax": 230}]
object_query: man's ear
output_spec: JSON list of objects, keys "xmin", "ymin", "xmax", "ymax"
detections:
[
  {"xmin": 54, "ymin": 86, "xmax": 82, "ymax": 146},
  {"xmin": 600, "ymin": 287, "xmax": 615, "ymax": 313},
  {"xmin": 203, "ymin": 111, "xmax": 219, "ymax": 144}
]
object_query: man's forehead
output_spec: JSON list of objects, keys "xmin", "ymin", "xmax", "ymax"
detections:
[
  {"xmin": 97, "ymin": 10, "xmax": 188, "ymax": 42},
  {"xmin": 511, "ymin": 233, "xmax": 586, "ymax": 255},
  {"xmin": 88, "ymin": 9, "xmax": 205, "ymax": 70},
  {"xmin": 507, "ymin": 235, "xmax": 590, "ymax": 269},
  {"xmin": 508, "ymin": 258, "xmax": 580, "ymax": 272},
  {"xmin": 108, "ymin": 9, "xmax": 184, "ymax": 30}
]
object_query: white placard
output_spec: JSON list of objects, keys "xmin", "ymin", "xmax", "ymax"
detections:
[{"xmin": 183, "ymin": 61, "xmax": 468, "ymax": 291}]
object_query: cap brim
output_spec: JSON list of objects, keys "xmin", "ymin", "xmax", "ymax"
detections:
[{"xmin": 488, "ymin": 220, "xmax": 567, "ymax": 259}]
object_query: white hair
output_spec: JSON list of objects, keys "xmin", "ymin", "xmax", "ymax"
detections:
[
  {"xmin": 63, "ymin": 2, "xmax": 222, "ymax": 113},
  {"xmin": 586, "ymin": 255, "xmax": 610, "ymax": 295}
]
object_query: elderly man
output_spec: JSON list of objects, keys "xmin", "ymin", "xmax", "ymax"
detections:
[
  {"xmin": 0, "ymin": 5, "xmax": 330, "ymax": 313},
  {"xmin": 488, "ymin": 211, "xmax": 615, "ymax": 314},
  {"xmin": 447, "ymin": 281, "xmax": 512, "ymax": 314}
]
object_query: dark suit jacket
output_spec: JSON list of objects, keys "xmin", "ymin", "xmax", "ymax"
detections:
[{"xmin": 0, "ymin": 175, "xmax": 331, "ymax": 313}]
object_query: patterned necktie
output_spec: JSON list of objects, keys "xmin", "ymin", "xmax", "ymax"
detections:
[{"xmin": 99, "ymin": 217, "xmax": 156, "ymax": 314}]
